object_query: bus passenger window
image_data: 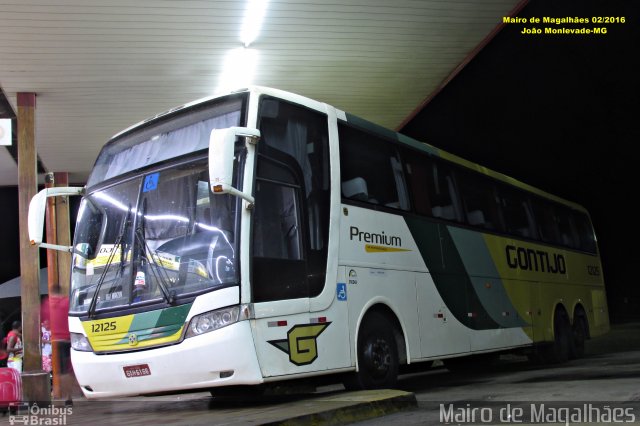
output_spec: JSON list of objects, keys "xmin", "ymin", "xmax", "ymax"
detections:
[
  {"xmin": 556, "ymin": 207, "xmax": 577, "ymax": 248},
  {"xmin": 499, "ymin": 187, "xmax": 535, "ymax": 239},
  {"xmin": 572, "ymin": 212, "xmax": 597, "ymax": 253},
  {"xmin": 457, "ymin": 172, "xmax": 503, "ymax": 231},
  {"xmin": 532, "ymin": 200, "xmax": 561, "ymax": 244},
  {"xmin": 339, "ymin": 124, "xmax": 409, "ymax": 210},
  {"xmin": 403, "ymin": 153, "xmax": 432, "ymax": 216},
  {"xmin": 430, "ymin": 162, "xmax": 462, "ymax": 222}
]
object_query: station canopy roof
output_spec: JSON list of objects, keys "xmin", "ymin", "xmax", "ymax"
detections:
[{"xmin": 0, "ymin": 0, "xmax": 522, "ymax": 186}]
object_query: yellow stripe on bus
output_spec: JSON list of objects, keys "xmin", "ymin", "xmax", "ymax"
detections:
[{"xmin": 365, "ymin": 244, "xmax": 411, "ymax": 253}]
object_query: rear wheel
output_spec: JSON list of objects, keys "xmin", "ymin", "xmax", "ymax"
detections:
[
  {"xmin": 532, "ymin": 309, "xmax": 571, "ymax": 364},
  {"xmin": 344, "ymin": 312, "xmax": 399, "ymax": 390},
  {"xmin": 569, "ymin": 315, "xmax": 588, "ymax": 359},
  {"xmin": 538, "ymin": 309, "xmax": 572, "ymax": 364},
  {"xmin": 550, "ymin": 310, "xmax": 571, "ymax": 363}
]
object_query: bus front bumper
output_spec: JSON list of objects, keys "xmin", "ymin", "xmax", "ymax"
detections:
[{"xmin": 72, "ymin": 321, "xmax": 263, "ymax": 399}]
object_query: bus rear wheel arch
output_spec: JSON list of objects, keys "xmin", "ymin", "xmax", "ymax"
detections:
[{"xmin": 344, "ymin": 309, "xmax": 403, "ymax": 390}]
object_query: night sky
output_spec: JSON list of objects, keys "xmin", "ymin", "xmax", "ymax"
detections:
[
  {"xmin": 401, "ymin": 0, "xmax": 639, "ymax": 321},
  {"xmin": 1, "ymin": 0, "xmax": 638, "ymax": 322}
]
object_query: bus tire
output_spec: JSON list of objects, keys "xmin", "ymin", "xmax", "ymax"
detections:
[
  {"xmin": 344, "ymin": 312, "xmax": 399, "ymax": 390},
  {"xmin": 528, "ymin": 309, "xmax": 571, "ymax": 364},
  {"xmin": 569, "ymin": 315, "xmax": 588, "ymax": 359},
  {"xmin": 547, "ymin": 309, "xmax": 572, "ymax": 364}
]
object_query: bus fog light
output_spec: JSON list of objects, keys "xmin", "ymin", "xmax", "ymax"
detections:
[
  {"xmin": 71, "ymin": 332, "xmax": 93, "ymax": 352},
  {"xmin": 186, "ymin": 306, "xmax": 240, "ymax": 338}
]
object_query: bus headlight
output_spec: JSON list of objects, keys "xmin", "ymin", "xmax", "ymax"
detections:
[
  {"xmin": 185, "ymin": 305, "xmax": 240, "ymax": 338},
  {"xmin": 71, "ymin": 332, "xmax": 93, "ymax": 352}
]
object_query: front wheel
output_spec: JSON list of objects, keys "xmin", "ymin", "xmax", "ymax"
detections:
[{"xmin": 344, "ymin": 312, "xmax": 399, "ymax": 390}]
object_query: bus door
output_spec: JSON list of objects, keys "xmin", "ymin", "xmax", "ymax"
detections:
[{"xmin": 249, "ymin": 97, "xmax": 349, "ymax": 377}]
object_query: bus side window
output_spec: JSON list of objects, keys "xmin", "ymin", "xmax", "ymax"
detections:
[
  {"xmin": 556, "ymin": 207, "xmax": 578, "ymax": 248},
  {"xmin": 402, "ymin": 151, "xmax": 463, "ymax": 223},
  {"xmin": 403, "ymin": 152, "xmax": 432, "ymax": 216},
  {"xmin": 256, "ymin": 98, "xmax": 331, "ymax": 300},
  {"xmin": 338, "ymin": 124, "xmax": 409, "ymax": 211},
  {"xmin": 498, "ymin": 186, "xmax": 536, "ymax": 239},
  {"xmin": 252, "ymin": 155, "xmax": 307, "ymax": 302},
  {"xmin": 531, "ymin": 199, "xmax": 561, "ymax": 244},
  {"xmin": 457, "ymin": 171, "xmax": 503, "ymax": 231},
  {"xmin": 253, "ymin": 180, "xmax": 302, "ymax": 260},
  {"xmin": 572, "ymin": 212, "xmax": 597, "ymax": 253},
  {"xmin": 429, "ymin": 160, "xmax": 462, "ymax": 222}
]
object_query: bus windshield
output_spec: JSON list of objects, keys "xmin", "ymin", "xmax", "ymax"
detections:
[
  {"xmin": 87, "ymin": 94, "xmax": 245, "ymax": 188},
  {"xmin": 71, "ymin": 161, "xmax": 239, "ymax": 314},
  {"xmin": 70, "ymin": 94, "xmax": 247, "ymax": 315}
]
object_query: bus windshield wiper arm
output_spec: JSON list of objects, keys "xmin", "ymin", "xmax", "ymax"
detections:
[
  {"xmin": 87, "ymin": 207, "xmax": 131, "ymax": 318},
  {"xmin": 135, "ymin": 198, "xmax": 175, "ymax": 305}
]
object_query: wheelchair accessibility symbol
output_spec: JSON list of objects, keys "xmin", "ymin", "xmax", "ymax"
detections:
[{"xmin": 337, "ymin": 283, "xmax": 347, "ymax": 301}]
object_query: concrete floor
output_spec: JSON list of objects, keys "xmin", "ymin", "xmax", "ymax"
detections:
[{"xmin": 4, "ymin": 323, "xmax": 639, "ymax": 425}]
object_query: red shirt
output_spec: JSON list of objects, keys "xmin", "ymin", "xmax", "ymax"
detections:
[{"xmin": 49, "ymin": 295, "xmax": 71, "ymax": 341}]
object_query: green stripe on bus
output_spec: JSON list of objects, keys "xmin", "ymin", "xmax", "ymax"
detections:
[
  {"xmin": 404, "ymin": 216, "xmax": 499, "ymax": 330},
  {"xmin": 448, "ymin": 227, "xmax": 528, "ymax": 328},
  {"xmin": 115, "ymin": 303, "xmax": 192, "ymax": 345}
]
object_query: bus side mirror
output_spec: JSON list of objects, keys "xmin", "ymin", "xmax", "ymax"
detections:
[
  {"xmin": 28, "ymin": 186, "xmax": 84, "ymax": 252},
  {"xmin": 209, "ymin": 126, "xmax": 260, "ymax": 205}
]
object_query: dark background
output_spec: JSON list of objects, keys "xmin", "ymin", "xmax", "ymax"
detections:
[
  {"xmin": 401, "ymin": 0, "xmax": 639, "ymax": 322},
  {"xmin": 1, "ymin": 0, "xmax": 638, "ymax": 322}
]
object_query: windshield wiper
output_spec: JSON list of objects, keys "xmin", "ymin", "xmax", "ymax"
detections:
[
  {"xmin": 87, "ymin": 206, "xmax": 131, "ymax": 318},
  {"xmin": 135, "ymin": 198, "xmax": 176, "ymax": 305}
]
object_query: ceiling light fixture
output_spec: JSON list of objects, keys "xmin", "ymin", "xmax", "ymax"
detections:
[
  {"xmin": 240, "ymin": 0, "xmax": 269, "ymax": 47},
  {"xmin": 216, "ymin": 47, "xmax": 259, "ymax": 93}
]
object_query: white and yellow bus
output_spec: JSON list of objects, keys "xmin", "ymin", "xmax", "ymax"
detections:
[{"xmin": 29, "ymin": 87, "xmax": 608, "ymax": 398}]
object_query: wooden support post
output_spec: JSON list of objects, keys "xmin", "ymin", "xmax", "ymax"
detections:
[
  {"xmin": 45, "ymin": 172, "xmax": 61, "ymax": 397},
  {"xmin": 54, "ymin": 172, "xmax": 71, "ymax": 297},
  {"xmin": 52, "ymin": 171, "xmax": 74, "ymax": 398},
  {"xmin": 45, "ymin": 173, "xmax": 59, "ymax": 294},
  {"xmin": 17, "ymin": 92, "xmax": 51, "ymax": 402}
]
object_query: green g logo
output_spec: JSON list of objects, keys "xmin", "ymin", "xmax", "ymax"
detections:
[{"xmin": 268, "ymin": 323, "xmax": 331, "ymax": 366}]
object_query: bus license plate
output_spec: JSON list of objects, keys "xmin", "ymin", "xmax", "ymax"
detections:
[{"xmin": 123, "ymin": 364, "xmax": 151, "ymax": 378}]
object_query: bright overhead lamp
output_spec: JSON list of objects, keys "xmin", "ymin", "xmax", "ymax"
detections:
[
  {"xmin": 217, "ymin": 47, "xmax": 259, "ymax": 93},
  {"xmin": 240, "ymin": 0, "xmax": 269, "ymax": 47}
]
